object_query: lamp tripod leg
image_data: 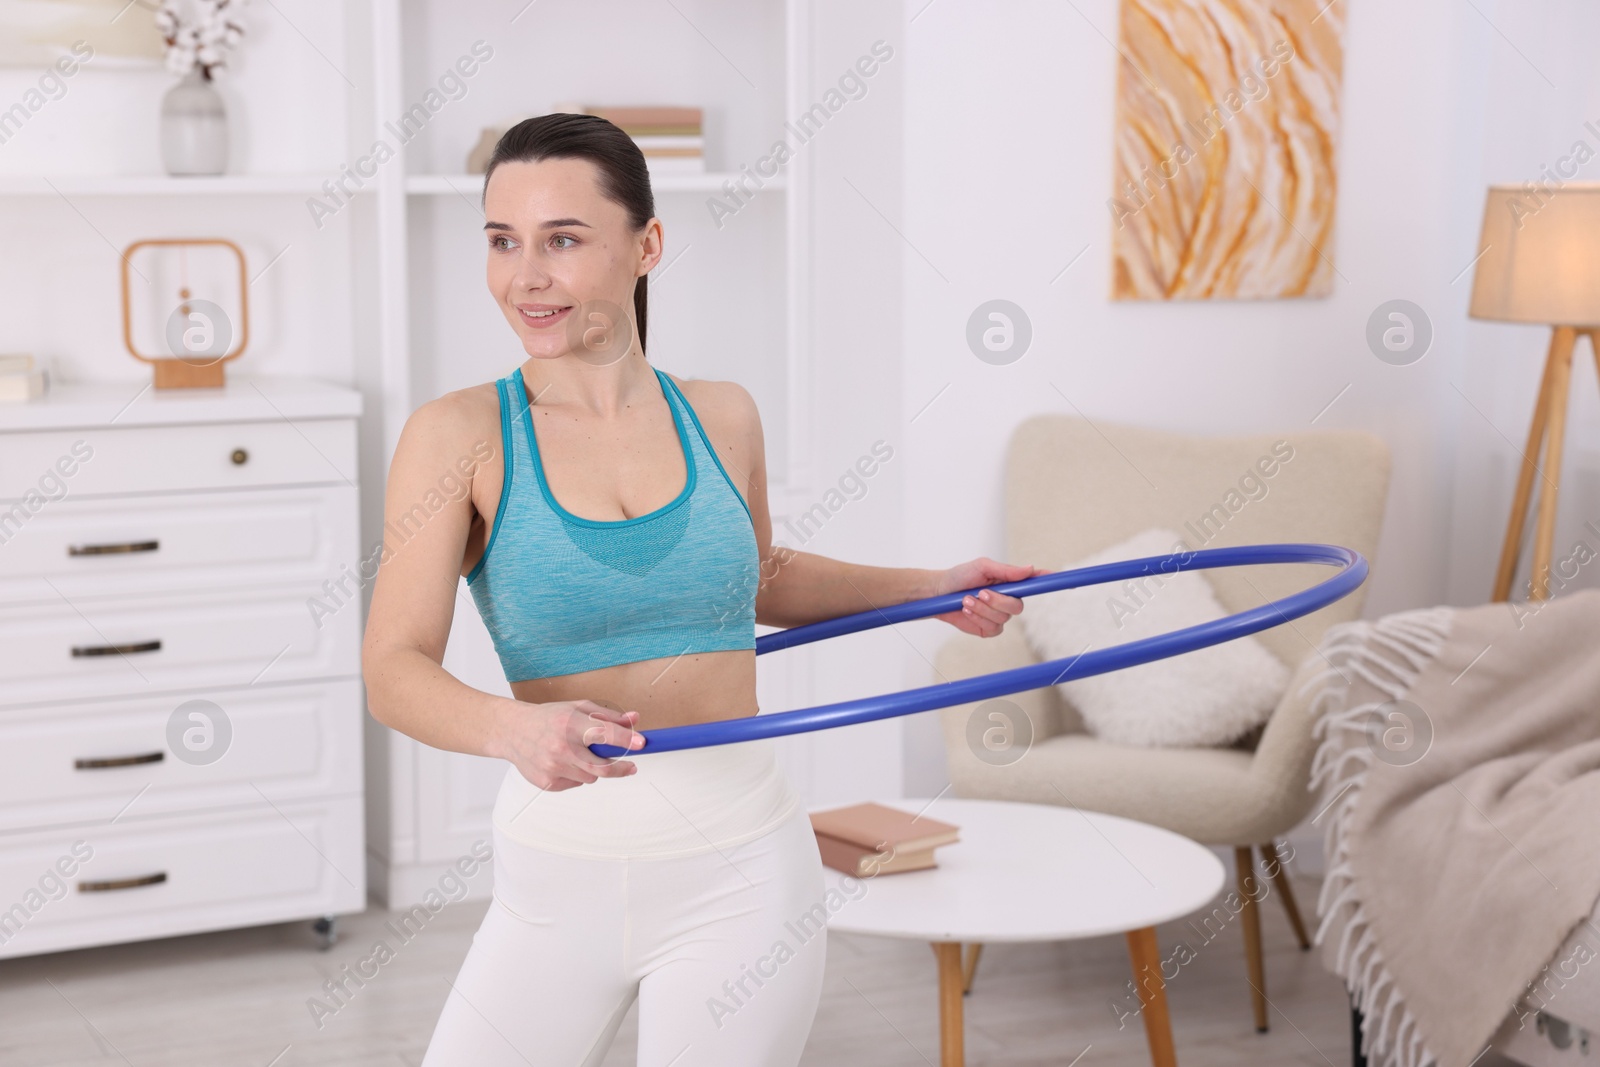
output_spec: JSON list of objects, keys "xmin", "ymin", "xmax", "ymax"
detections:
[
  {"xmin": 1530, "ymin": 328, "xmax": 1577, "ymax": 600},
  {"xmin": 1492, "ymin": 326, "xmax": 1574, "ymax": 602}
]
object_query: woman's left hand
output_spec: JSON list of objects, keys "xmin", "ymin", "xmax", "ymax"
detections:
[{"xmin": 926, "ymin": 557, "xmax": 1045, "ymax": 637}]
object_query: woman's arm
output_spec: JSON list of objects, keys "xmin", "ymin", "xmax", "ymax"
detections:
[
  {"xmin": 754, "ymin": 545, "xmax": 937, "ymax": 629},
  {"xmin": 361, "ymin": 391, "xmax": 642, "ymax": 783},
  {"xmin": 361, "ymin": 393, "xmax": 512, "ymax": 757},
  {"xmin": 704, "ymin": 381, "xmax": 1039, "ymax": 634},
  {"xmin": 757, "ymin": 544, "xmax": 1038, "ymax": 635}
]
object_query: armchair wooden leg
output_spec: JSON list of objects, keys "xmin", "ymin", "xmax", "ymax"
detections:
[
  {"xmin": 1258, "ymin": 841, "xmax": 1311, "ymax": 950},
  {"xmin": 1126, "ymin": 926, "xmax": 1179, "ymax": 1067},
  {"xmin": 1235, "ymin": 846, "xmax": 1269, "ymax": 1033},
  {"xmin": 962, "ymin": 942, "xmax": 983, "ymax": 994}
]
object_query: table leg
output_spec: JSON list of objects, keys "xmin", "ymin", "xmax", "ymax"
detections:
[
  {"xmin": 1125, "ymin": 926, "xmax": 1178, "ymax": 1067},
  {"xmin": 962, "ymin": 942, "xmax": 984, "ymax": 994},
  {"xmin": 932, "ymin": 941, "xmax": 965, "ymax": 1066}
]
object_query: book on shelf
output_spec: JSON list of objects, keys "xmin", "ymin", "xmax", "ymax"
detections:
[
  {"xmin": 551, "ymin": 103, "xmax": 706, "ymax": 171},
  {"xmin": 635, "ymin": 136, "xmax": 706, "ymax": 173},
  {"xmin": 643, "ymin": 156, "xmax": 706, "ymax": 175},
  {"xmin": 630, "ymin": 134, "xmax": 704, "ymax": 153},
  {"xmin": 645, "ymin": 162, "xmax": 707, "ymax": 176},
  {"xmin": 808, "ymin": 801, "xmax": 961, "ymax": 878},
  {"xmin": 553, "ymin": 103, "xmax": 703, "ymax": 136}
]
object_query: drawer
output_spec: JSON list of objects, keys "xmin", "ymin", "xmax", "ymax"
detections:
[
  {"xmin": 0, "ymin": 417, "xmax": 357, "ymax": 500},
  {"xmin": 0, "ymin": 585, "xmax": 360, "ymax": 707},
  {"xmin": 0, "ymin": 679, "xmax": 362, "ymax": 832},
  {"xmin": 0, "ymin": 794, "xmax": 366, "ymax": 959},
  {"xmin": 0, "ymin": 485, "xmax": 358, "ymax": 606}
]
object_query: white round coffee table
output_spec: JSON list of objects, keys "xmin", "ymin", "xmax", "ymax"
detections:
[{"xmin": 816, "ymin": 797, "xmax": 1226, "ymax": 1067}]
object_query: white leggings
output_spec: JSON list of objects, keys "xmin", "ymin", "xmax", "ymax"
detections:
[{"xmin": 420, "ymin": 736, "xmax": 828, "ymax": 1066}]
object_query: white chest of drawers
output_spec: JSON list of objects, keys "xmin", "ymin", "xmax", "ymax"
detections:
[{"xmin": 0, "ymin": 376, "xmax": 366, "ymax": 958}]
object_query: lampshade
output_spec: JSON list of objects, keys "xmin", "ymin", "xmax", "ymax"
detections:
[{"xmin": 1468, "ymin": 182, "xmax": 1600, "ymax": 327}]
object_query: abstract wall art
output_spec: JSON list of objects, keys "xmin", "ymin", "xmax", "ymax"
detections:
[{"xmin": 1108, "ymin": 0, "xmax": 1346, "ymax": 300}]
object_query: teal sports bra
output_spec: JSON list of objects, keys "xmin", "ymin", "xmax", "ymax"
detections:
[{"xmin": 466, "ymin": 364, "xmax": 759, "ymax": 683}]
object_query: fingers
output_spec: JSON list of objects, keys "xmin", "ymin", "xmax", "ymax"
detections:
[
  {"xmin": 583, "ymin": 711, "xmax": 646, "ymax": 750},
  {"xmin": 964, "ymin": 614, "xmax": 1002, "ymax": 637},
  {"xmin": 568, "ymin": 713, "xmax": 643, "ymax": 777},
  {"xmin": 563, "ymin": 751, "xmax": 634, "ymax": 781},
  {"xmin": 962, "ymin": 588, "xmax": 1021, "ymax": 627},
  {"xmin": 957, "ymin": 601, "xmax": 1000, "ymax": 636},
  {"xmin": 577, "ymin": 704, "xmax": 644, "ymax": 745},
  {"xmin": 983, "ymin": 588, "xmax": 1026, "ymax": 615}
]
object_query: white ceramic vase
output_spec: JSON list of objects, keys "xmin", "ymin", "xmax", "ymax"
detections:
[{"xmin": 160, "ymin": 69, "xmax": 228, "ymax": 176}]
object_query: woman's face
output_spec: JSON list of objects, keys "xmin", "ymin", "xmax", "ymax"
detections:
[{"xmin": 482, "ymin": 156, "xmax": 661, "ymax": 363}]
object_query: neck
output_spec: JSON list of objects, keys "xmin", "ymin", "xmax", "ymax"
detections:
[{"xmin": 520, "ymin": 349, "xmax": 654, "ymax": 418}]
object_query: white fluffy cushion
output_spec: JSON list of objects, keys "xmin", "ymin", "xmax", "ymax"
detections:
[{"xmin": 1017, "ymin": 527, "xmax": 1290, "ymax": 748}]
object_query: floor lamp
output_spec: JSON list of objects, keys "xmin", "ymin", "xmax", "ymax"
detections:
[{"xmin": 1468, "ymin": 182, "xmax": 1600, "ymax": 602}]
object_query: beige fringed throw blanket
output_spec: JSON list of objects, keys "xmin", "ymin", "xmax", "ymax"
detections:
[{"xmin": 1301, "ymin": 587, "xmax": 1600, "ymax": 1067}]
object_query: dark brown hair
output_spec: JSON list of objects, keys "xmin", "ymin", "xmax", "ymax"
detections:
[{"xmin": 483, "ymin": 113, "xmax": 656, "ymax": 354}]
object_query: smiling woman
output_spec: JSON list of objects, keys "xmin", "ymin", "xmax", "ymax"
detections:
[{"xmin": 359, "ymin": 111, "xmax": 1036, "ymax": 1067}]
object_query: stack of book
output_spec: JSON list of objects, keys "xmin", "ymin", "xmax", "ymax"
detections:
[
  {"xmin": 0, "ymin": 354, "xmax": 46, "ymax": 402},
  {"xmin": 809, "ymin": 801, "xmax": 961, "ymax": 877},
  {"xmin": 552, "ymin": 103, "xmax": 705, "ymax": 173}
]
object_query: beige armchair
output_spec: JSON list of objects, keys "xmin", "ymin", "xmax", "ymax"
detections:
[{"xmin": 935, "ymin": 414, "xmax": 1390, "ymax": 1033}]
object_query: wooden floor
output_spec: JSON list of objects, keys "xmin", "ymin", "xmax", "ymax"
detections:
[{"xmin": 0, "ymin": 871, "xmax": 1524, "ymax": 1066}]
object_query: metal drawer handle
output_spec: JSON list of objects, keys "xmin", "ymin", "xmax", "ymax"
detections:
[
  {"xmin": 231, "ymin": 448, "xmax": 248, "ymax": 465},
  {"xmin": 78, "ymin": 872, "xmax": 168, "ymax": 893},
  {"xmin": 71, "ymin": 640, "xmax": 162, "ymax": 658},
  {"xmin": 68, "ymin": 540, "xmax": 160, "ymax": 557},
  {"xmin": 75, "ymin": 751, "xmax": 165, "ymax": 770}
]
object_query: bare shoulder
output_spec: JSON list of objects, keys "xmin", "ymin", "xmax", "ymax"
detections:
[
  {"xmin": 661, "ymin": 371, "xmax": 760, "ymax": 441},
  {"xmin": 394, "ymin": 380, "xmax": 503, "ymax": 475}
]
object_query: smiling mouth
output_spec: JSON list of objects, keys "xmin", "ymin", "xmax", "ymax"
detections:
[{"xmin": 519, "ymin": 305, "xmax": 572, "ymax": 326}]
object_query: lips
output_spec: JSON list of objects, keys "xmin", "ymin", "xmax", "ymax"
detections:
[{"xmin": 517, "ymin": 304, "xmax": 572, "ymax": 328}]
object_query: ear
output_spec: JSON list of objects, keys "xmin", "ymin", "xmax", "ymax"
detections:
[{"xmin": 637, "ymin": 217, "xmax": 665, "ymax": 277}]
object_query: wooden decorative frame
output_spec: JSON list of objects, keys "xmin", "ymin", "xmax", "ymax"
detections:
[{"xmin": 120, "ymin": 237, "xmax": 250, "ymax": 389}]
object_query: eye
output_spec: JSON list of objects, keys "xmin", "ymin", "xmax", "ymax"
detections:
[
  {"xmin": 489, "ymin": 234, "xmax": 516, "ymax": 251},
  {"xmin": 551, "ymin": 233, "xmax": 577, "ymax": 250}
]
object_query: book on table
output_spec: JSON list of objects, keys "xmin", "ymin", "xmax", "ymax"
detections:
[{"xmin": 808, "ymin": 801, "xmax": 960, "ymax": 878}]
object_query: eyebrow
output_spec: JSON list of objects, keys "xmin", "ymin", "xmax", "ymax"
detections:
[{"xmin": 482, "ymin": 218, "xmax": 593, "ymax": 231}]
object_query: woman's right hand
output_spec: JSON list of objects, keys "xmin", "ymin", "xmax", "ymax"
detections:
[{"xmin": 492, "ymin": 699, "xmax": 646, "ymax": 791}]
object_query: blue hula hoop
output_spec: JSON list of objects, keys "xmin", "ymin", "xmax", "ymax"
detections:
[{"xmin": 587, "ymin": 542, "xmax": 1367, "ymax": 758}]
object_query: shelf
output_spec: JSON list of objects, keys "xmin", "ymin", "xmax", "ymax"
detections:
[
  {"xmin": 405, "ymin": 172, "xmax": 787, "ymax": 195},
  {"xmin": 0, "ymin": 375, "xmax": 363, "ymax": 431},
  {"xmin": 0, "ymin": 174, "xmax": 359, "ymax": 197}
]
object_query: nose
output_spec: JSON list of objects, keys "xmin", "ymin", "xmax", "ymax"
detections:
[{"xmin": 508, "ymin": 244, "xmax": 549, "ymax": 292}]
